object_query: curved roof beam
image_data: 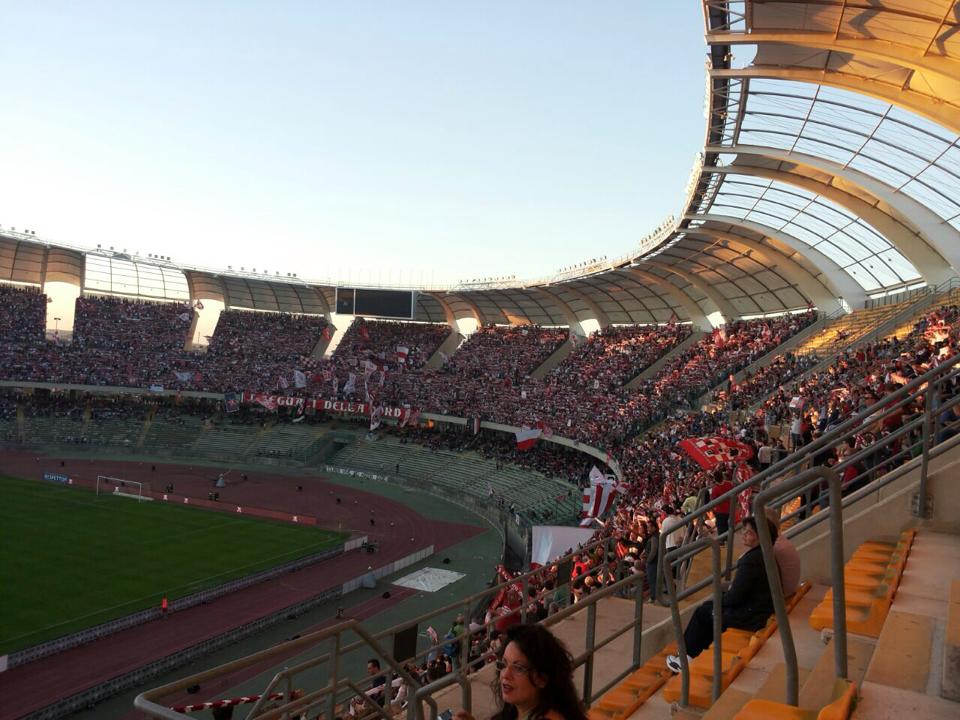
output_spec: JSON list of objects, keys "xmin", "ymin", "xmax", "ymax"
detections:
[
  {"xmin": 673, "ymin": 230, "xmax": 825, "ymax": 302},
  {"xmin": 691, "ymin": 214, "xmax": 866, "ymax": 309},
  {"xmin": 701, "ymin": 163, "xmax": 953, "ymax": 285},
  {"xmin": 619, "ymin": 268, "xmax": 711, "ymax": 330},
  {"xmin": 441, "ymin": 293, "xmax": 490, "ymax": 327},
  {"xmin": 707, "ymin": 143, "xmax": 960, "ymax": 281},
  {"xmin": 546, "ymin": 283, "xmax": 611, "ymax": 329},
  {"xmin": 425, "ymin": 291, "xmax": 458, "ymax": 328},
  {"xmin": 710, "ymin": 67, "xmax": 960, "ymax": 134},
  {"xmin": 635, "ymin": 260, "xmax": 736, "ymax": 322},
  {"xmin": 712, "ymin": 32, "xmax": 960, "ymax": 91},
  {"xmin": 532, "ymin": 287, "xmax": 584, "ymax": 334},
  {"xmin": 681, "ymin": 224, "xmax": 841, "ymax": 311}
]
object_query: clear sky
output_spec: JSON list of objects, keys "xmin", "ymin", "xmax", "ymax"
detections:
[{"xmin": 0, "ymin": 2, "xmax": 705, "ymax": 288}]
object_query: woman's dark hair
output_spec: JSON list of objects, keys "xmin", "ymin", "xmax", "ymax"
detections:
[
  {"xmin": 490, "ymin": 624, "xmax": 588, "ymax": 720},
  {"xmin": 743, "ymin": 515, "xmax": 778, "ymax": 543}
]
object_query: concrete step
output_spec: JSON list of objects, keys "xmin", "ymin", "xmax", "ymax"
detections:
[
  {"xmin": 865, "ymin": 610, "xmax": 935, "ymax": 693},
  {"xmin": 852, "ymin": 680, "xmax": 960, "ymax": 719},
  {"xmin": 798, "ymin": 635, "xmax": 875, "ymax": 710}
]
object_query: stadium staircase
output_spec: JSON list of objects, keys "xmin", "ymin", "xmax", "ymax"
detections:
[
  {"xmin": 625, "ymin": 331, "xmax": 704, "ymax": 388},
  {"xmin": 425, "ymin": 329, "xmax": 464, "ymax": 369},
  {"xmin": 135, "ymin": 405, "xmax": 156, "ymax": 450},
  {"xmin": 530, "ymin": 337, "xmax": 575, "ymax": 380}
]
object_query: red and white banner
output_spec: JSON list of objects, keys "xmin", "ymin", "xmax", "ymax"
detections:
[
  {"xmin": 241, "ymin": 392, "xmax": 417, "ymax": 420},
  {"xmin": 399, "ymin": 407, "xmax": 420, "ymax": 428},
  {"xmin": 396, "ymin": 345, "xmax": 409, "ymax": 363},
  {"xmin": 370, "ymin": 405, "xmax": 385, "ymax": 431},
  {"xmin": 515, "ymin": 426, "xmax": 542, "ymax": 451},
  {"xmin": 677, "ymin": 436, "xmax": 754, "ymax": 470},
  {"xmin": 581, "ymin": 475, "xmax": 619, "ymax": 521}
]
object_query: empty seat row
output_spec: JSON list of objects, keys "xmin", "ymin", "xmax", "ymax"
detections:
[{"xmin": 808, "ymin": 529, "xmax": 915, "ymax": 638}]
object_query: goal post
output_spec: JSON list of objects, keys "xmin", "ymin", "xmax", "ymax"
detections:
[{"xmin": 96, "ymin": 475, "xmax": 153, "ymax": 502}]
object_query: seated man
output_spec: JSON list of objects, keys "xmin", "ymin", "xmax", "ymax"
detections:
[{"xmin": 667, "ymin": 516, "xmax": 777, "ymax": 673}]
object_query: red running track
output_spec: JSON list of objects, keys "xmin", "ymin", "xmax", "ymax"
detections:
[{"xmin": 0, "ymin": 452, "xmax": 484, "ymax": 720}]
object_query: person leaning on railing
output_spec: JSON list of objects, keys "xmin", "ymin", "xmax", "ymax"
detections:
[
  {"xmin": 666, "ymin": 515, "xmax": 778, "ymax": 674},
  {"xmin": 455, "ymin": 624, "xmax": 588, "ymax": 720}
]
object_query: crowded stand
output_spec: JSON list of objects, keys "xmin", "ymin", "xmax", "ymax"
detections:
[
  {"xmin": 334, "ymin": 318, "xmax": 449, "ymax": 373},
  {"xmin": 0, "ymin": 284, "xmax": 46, "ymax": 344},
  {"xmin": 445, "ymin": 324, "xmax": 568, "ymax": 382},
  {"xmin": 554, "ymin": 324, "xmax": 691, "ymax": 392},
  {"xmin": 180, "ymin": 309, "xmax": 329, "ymax": 394},
  {"xmin": 72, "ymin": 295, "xmax": 193, "ymax": 353},
  {"xmin": 636, "ymin": 312, "xmax": 816, "ymax": 412}
]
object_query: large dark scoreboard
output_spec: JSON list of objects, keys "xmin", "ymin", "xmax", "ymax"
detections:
[{"xmin": 335, "ymin": 288, "xmax": 416, "ymax": 320}]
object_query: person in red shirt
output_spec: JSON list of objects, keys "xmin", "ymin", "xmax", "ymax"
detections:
[{"xmin": 710, "ymin": 469, "xmax": 734, "ymax": 544}]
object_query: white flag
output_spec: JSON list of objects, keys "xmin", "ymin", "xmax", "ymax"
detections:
[
  {"xmin": 343, "ymin": 372, "xmax": 357, "ymax": 394},
  {"xmin": 293, "ymin": 369, "xmax": 307, "ymax": 388},
  {"xmin": 369, "ymin": 405, "xmax": 385, "ymax": 431}
]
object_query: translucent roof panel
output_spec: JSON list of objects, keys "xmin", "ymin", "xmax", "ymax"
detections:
[
  {"xmin": 732, "ymin": 79, "xmax": 960, "ymax": 233},
  {"xmin": 707, "ymin": 175, "xmax": 921, "ymax": 291},
  {"xmin": 83, "ymin": 254, "xmax": 190, "ymax": 300}
]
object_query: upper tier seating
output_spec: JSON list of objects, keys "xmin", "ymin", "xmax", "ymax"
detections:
[{"xmin": 0, "ymin": 284, "xmax": 46, "ymax": 344}]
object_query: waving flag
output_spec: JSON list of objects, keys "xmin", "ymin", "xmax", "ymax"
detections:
[
  {"xmin": 293, "ymin": 369, "xmax": 307, "ymax": 388},
  {"xmin": 322, "ymin": 326, "xmax": 332, "ymax": 342},
  {"xmin": 515, "ymin": 426, "xmax": 542, "ymax": 451},
  {"xmin": 678, "ymin": 436, "xmax": 754, "ymax": 470},
  {"xmin": 369, "ymin": 405, "xmax": 385, "ymax": 431},
  {"xmin": 396, "ymin": 345, "xmax": 409, "ymax": 363},
  {"xmin": 342, "ymin": 372, "xmax": 357, "ymax": 395},
  {"xmin": 581, "ymin": 475, "xmax": 619, "ymax": 521}
]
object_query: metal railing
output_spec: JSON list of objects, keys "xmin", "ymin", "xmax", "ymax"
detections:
[
  {"xmin": 752, "ymin": 467, "xmax": 847, "ymax": 707},
  {"xmin": 134, "ymin": 536, "xmax": 649, "ymax": 720},
  {"xmin": 658, "ymin": 349, "xmax": 960, "ymax": 707}
]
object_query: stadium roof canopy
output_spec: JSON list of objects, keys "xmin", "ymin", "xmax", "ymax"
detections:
[{"xmin": 2, "ymin": 0, "xmax": 958, "ymax": 331}]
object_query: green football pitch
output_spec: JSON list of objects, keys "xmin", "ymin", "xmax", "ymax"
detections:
[{"xmin": 0, "ymin": 474, "xmax": 347, "ymax": 655}]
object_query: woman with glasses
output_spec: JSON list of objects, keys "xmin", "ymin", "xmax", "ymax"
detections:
[{"xmin": 456, "ymin": 624, "xmax": 587, "ymax": 720}]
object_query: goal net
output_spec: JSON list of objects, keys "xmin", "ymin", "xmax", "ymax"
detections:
[{"xmin": 96, "ymin": 475, "xmax": 153, "ymax": 502}]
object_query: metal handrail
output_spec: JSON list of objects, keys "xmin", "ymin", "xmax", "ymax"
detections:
[
  {"xmin": 752, "ymin": 467, "xmax": 846, "ymax": 707},
  {"xmin": 663, "ymin": 536, "xmax": 724, "ymax": 706}
]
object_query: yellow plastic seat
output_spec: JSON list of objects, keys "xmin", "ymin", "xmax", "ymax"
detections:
[{"xmin": 733, "ymin": 679, "xmax": 856, "ymax": 720}]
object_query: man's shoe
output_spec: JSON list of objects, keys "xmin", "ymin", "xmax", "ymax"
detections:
[{"xmin": 666, "ymin": 654, "xmax": 692, "ymax": 674}]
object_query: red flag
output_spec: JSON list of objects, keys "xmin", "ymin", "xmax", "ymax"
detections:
[
  {"xmin": 677, "ymin": 436, "xmax": 754, "ymax": 470},
  {"xmin": 515, "ymin": 426, "xmax": 541, "ymax": 451},
  {"xmin": 322, "ymin": 326, "xmax": 332, "ymax": 342},
  {"xmin": 359, "ymin": 324, "xmax": 369, "ymax": 341}
]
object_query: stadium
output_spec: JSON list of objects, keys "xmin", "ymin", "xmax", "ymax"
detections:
[{"xmin": 2, "ymin": 2, "xmax": 959, "ymax": 720}]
